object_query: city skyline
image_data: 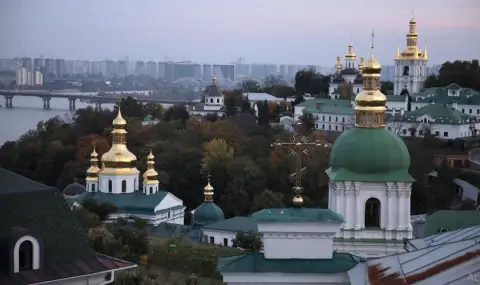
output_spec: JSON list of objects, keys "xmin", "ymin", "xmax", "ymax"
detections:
[{"xmin": 1, "ymin": 0, "xmax": 478, "ymax": 65}]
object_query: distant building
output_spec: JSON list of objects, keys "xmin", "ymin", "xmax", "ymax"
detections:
[{"xmin": 16, "ymin": 67, "xmax": 43, "ymax": 86}]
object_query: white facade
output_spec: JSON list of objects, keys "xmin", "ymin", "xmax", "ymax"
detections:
[
  {"xmin": 203, "ymin": 229, "xmax": 237, "ymax": 246},
  {"xmin": 143, "ymin": 181, "xmax": 159, "ymax": 195},
  {"xmin": 328, "ymin": 181, "xmax": 412, "ymax": 257},
  {"xmin": 412, "ymin": 101, "xmax": 480, "ymax": 118},
  {"xmin": 16, "ymin": 67, "xmax": 43, "ymax": 86},
  {"xmin": 222, "ymin": 272, "xmax": 350, "ymax": 285},
  {"xmin": 387, "ymin": 120, "xmax": 480, "ymax": 140},
  {"xmin": 98, "ymin": 172, "xmax": 139, "ymax": 193},
  {"xmin": 393, "ymin": 59, "xmax": 428, "ymax": 96}
]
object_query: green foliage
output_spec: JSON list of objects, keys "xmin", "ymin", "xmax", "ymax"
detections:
[
  {"xmin": 380, "ymin": 81, "xmax": 394, "ymax": 94},
  {"xmin": 74, "ymin": 207, "xmax": 101, "ymax": 234},
  {"xmin": 231, "ymin": 231, "xmax": 263, "ymax": 252},
  {"xmin": 82, "ymin": 199, "xmax": 118, "ymax": 221},
  {"xmin": 294, "ymin": 69, "xmax": 329, "ymax": 95},
  {"xmin": 299, "ymin": 113, "xmax": 316, "ymax": 133},
  {"xmin": 424, "ymin": 60, "xmax": 480, "ymax": 91}
]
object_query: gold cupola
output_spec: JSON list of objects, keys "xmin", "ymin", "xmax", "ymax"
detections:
[
  {"xmin": 142, "ymin": 149, "xmax": 159, "ymax": 185},
  {"xmin": 335, "ymin": 56, "xmax": 342, "ymax": 73},
  {"xmin": 354, "ymin": 29, "xmax": 387, "ymax": 128},
  {"xmin": 345, "ymin": 44, "xmax": 356, "ymax": 61},
  {"xmin": 212, "ymin": 76, "xmax": 217, "ymax": 85},
  {"xmin": 100, "ymin": 108, "xmax": 138, "ymax": 174},
  {"xmin": 86, "ymin": 144, "xmax": 100, "ymax": 181},
  {"xmin": 397, "ymin": 13, "xmax": 427, "ymax": 61},
  {"xmin": 203, "ymin": 174, "xmax": 214, "ymax": 202}
]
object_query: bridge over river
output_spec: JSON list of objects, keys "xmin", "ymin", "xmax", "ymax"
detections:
[{"xmin": 0, "ymin": 90, "xmax": 195, "ymax": 111}]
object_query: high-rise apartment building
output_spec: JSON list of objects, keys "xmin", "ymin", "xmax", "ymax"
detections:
[
  {"xmin": 20, "ymin": 57, "xmax": 32, "ymax": 71},
  {"xmin": 33, "ymin": 58, "xmax": 42, "ymax": 70},
  {"xmin": 135, "ymin": 61, "xmax": 145, "ymax": 76},
  {"xmin": 105, "ymin": 60, "xmax": 118, "ymax": 78},
  {"xmin": 55, "ymin": 59, "xmax": 66, "ymax": 78},
  {"xmin": 146, "ymin": 61, "xmax": 157, "ymax": 78},
  {"xmin": 44, "ymin": 59, "xmax": 55, "ymax": 75},
  {"xmin": 16, "ymin": 67, "xmax": 43, "ymax": 86},
  {"xmin": 118, "ymin": 60, "xmax": 127, "ymax": 78}
]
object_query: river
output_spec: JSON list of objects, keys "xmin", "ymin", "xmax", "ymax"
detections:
[{"xmin": 0, "ymin": 90, "xmax": 174, "ymax": 145}]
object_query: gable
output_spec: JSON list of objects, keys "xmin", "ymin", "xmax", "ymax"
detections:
[{"xmin": 155, "ymin": 192, "xmax": 183, "ymax": 212}]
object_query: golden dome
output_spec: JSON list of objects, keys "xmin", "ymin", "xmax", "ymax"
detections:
[
  {"xmin": 100, "ymin": 108, "xmax": 138, "ymax": 175},
  {"xmin": 86, "ymin": 145, "xmax": 100, "ymax": 181},
  {"xmin": 143, "ymin": 149, "xmax": 159, "ymax": 185},
  {"xmin": 203, "ymin": 174, "xmax": 214, "ymax": 202},
  {"xmin": 363, "ymin": 54, "xmax": 381, "ymax": 70},
  {"xmin": 113, "ymin": 109, "xmax": 127, "ymax": 126},
  {"xmin": 345, "ymin": 44, "xmax": 356, "ymax": 59},
  {"xmin": 147, "ymin": 150, "xmax": 155, "ymax": 160}
]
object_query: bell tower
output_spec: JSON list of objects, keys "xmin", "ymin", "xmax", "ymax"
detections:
[{"xmin": 393, "ymin": 14, "xmax": 428, "ymax": 96}]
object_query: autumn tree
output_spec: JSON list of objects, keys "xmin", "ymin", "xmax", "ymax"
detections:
[
  {"xmin": 299, "ymin": 113, "xmax": 316, "ymax": 133},
  {"xmin": 338, "ymin": 82, "xmax": 354, "ymax": 99},
  {"xmin": 201, "ymin": 138, "xmax": 234, "ymax": 173},
  {"xmin": 250, "ymin": 190, "xmax": 284, "ymax": 212},
  {"xmin": 76, "ymin": 134, "xmax": 109, "ymax": 164}
]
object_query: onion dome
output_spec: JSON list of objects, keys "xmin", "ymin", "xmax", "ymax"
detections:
[
  {"xmin": 63, "ymin": 180, "xmax": 86, "ymax": 196},
  {"xmin": 142, "ymin": 150, "xmax": 159, "ymax": 185},
  {"xmin": 86, "ymin": 145, "xmax": 100, "ymax": 181},
  {"xmin": 193, "ymin": 174, "xmax": 224, "ymax": 226},
  {"xmin": 100, "ymin": 109, "xmax": 138, "ymax": 175}
]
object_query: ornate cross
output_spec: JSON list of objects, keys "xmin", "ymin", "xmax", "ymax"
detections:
[{"xmin": 271, "ymin": 135, "xmax": 330, "ymax": 204}]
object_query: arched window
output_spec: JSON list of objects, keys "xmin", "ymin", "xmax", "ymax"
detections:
[
  {"xmin": 122, "ymin": 180, "xmax": 127, "ymax": 193},
  {"xmin": 150, "ymin": 187, "xmax": 153, "ymax": 194},
  {"xmin": 108, "ymin": 180, "xmax": 112, "ymax": 193},
  {"xmin": 403, "ymin": 66, "xmax": 410, "ymax": 76},
  {"xmin": 13, "ymin": 236, "xmax": 40, "ymax": 273},
  {"xmin": 19, "ymin": 241, "xmax": 33, "ymax": 270},
  {"xmin": 365, "ymin": 198, "xmax": 381, "ymax": 228}
]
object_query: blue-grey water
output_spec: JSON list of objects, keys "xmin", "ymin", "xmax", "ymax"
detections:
[{"xmin": 0, "ymin": 91, "xmax": 170, "ymax": 145}]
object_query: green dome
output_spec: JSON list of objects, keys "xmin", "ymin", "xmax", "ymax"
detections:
[
  {"xmin": 193, "ymin": 201, "xmax": 224, "ymax": 226},
  {"xmin": 326, "ymin": 127, "xmax": 414, "ymax": 182}
]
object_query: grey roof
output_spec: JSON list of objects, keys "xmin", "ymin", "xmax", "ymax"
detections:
[
  {"xmin": 331, "ymin": 74, "xmax": 345, "ymax": 84},
  {"xmin": 243, "ymin": 92, "xmax": 285, "ymax": 102},
  {"xmin": 406, "ymin": 225, "xmax": 480, "ymax": 251},
  {"xmin": 0, "ymin": 168, "xmax": 136, "ymax": 284},
  {"xmin": 389, "ymin": 104, "xmax": 478, "ymax": 125},
  {"xmin": 204, "ymin": 84, "xmax": 223, "ymax": 97},
  {"xmin": 63, "ymin": 182, "xmax": 86, "ymax": 196},
  {"xmin": 349, "ymin": 236, "xmax": 480, "ymax": 285},
  {"xmin": 340, "ymin": 68, "xmax": 359, "ymax": 75}
]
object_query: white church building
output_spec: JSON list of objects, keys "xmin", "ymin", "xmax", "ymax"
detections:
[{"xmin": 74, "ymin": 109, "xmax": 185, "ymax": 226}]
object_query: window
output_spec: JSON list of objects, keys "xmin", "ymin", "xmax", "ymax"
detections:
[
  {"xmin": 108, "ymin": 180, "xmax": 112, "ymax": 193},
  {"xmin": 357, "ymin": 88, "xmax": 360, "ymax": 93},
  {"xmin": 342, "ymin": 126, "xmax": 345, "ymax": 131},
  {"xmin": 469, "ymin": 109, "xmax": 472, "ymax": 114},
  {"xmin": 92, "ymin": 184, "xmax": 96, "ymax": 192},
  {"xmin": 335, "ymin": 126, "xmax": 338, "ymax": 131},
  {"xmin": 435, "ymin": 131, "xmax": 439, "ymax": 136},
  {"xmin": 168, "ymin": 211, "xmax": 171, "ymax": 218},
  {"xmin": 18, "ymin": 241, "xmax": 33, "ymax": 271},
  {"xmin": 150, "ymin": 187, "xmax": 153, "ymax": 194},
  {"xmin": 14, "ymin": 236, "xmax": 40, "ymax": 273},
  {"xmin": 210, "ymin": 98, "xmax": 213, "ymax": 103},
  {"xmin": 322, "ymin": 124, "xmax": 325, "ymax": 129},
  {"xmin": 322, "ymin": 116, "xmax": 325, "ymax": 121},
  {"xmin": 342, "ymin": 117, "xmax": 345, "ymax": 123},
  {"xmin": 439, "ymin": 228, "xmax": 449, "ymax": 233},
  {"xmin": 121, "ymin": 180, "xmax": 127, "ymax": 193},
  {"xmin": 223, "ymin": 238, "xmax": 228, "ymax": 246},
  {"xmin": 209, "ymin": 237, "xmax": 214, "ymax": 244},
  {"xmin": 452, "ymin": 90, "xmax": 456, "ymax": 95},
  {"xmin": 444, "ymin": 132, "xmax": 448, "ymax": 137},
  {"xmin": 329, "ymin": 125, "xmax": 331, "ymax": 130},
  {"xmin": 403, "ymin": 66, "xmax": 409, "ymax": 76},
  {"xmin": 462, "ymin": 109, "xmax": 465, "ymax": 113},
  {"xmin": 315, "ymin": 124, "xmax": 318, "ymax": 129},
  {"xmin": 365, "ymin": 198, "xmax": 381, "ymax": 228},
  {"xmin": 388, "ymin": 127, "xmax": 391, "ymax": 131},
  {"xmin": 416, "ymin": 106, "xmax": 419, "ymax": 110},
  {"xmin": 477, "ymin": 109, "xmax": 479, "ymax": 115},
  {"xmin": 329, "ymin": 116, "xmax": 331, "ymax": 122},
  {"xmin": 419, "ymin": 130, "xmax": 423, "ymax": 136},
  {"xmin": 335, "ymin": 117, "xmax": 338, "ymax": 122},
  {"xmin": 403, "ymin": 130, "xmax": 407, "ymax": 135},
  {"xmin": 423, "ymin": 118, "xmax": 427, "ymax": 123},
  {"xmin": 216, "ymin": 99, "xmax": 219, "ymax": 103}
]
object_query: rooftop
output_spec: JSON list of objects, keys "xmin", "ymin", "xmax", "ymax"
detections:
[
  {"xmin": 390, "ymin": 104, "xmax": 477, "ymax": 125},
  {"xmin": 252, "ymin": 207, "xmax": 344, "ymax": 223}
]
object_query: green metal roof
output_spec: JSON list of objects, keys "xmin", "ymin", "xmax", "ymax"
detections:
[
  {"xmin": 252, "ymin": 207, "xmax": 344, "ymax": 223},
  {"xmin": 424, "ymin": 210, "xmax": 480, "ymax": 237},
  {"xmin": 385, "ymin": 95, "xmax": 407, "ymax": 102},
  {"xmin": 304, "ymin": 105, "xmax": 354, "ymax": 116},
  {"xmin": 75, "ymin": 190, "xmax": 168, "ymax": 213},
  {"xmin": 217, "ymin": 252, "xmax": 364, "ymax": 274},
  {"xmin": 413, "ymin": 85, "xmax": 480, "ymax": 106},
  {"xmin": 143, "ymin": 114, "xmax": 153, "ymax": 121},
  {"xmin": 193, "ymin": 201, "xmax": 224, "ymax": 226},
  {"xmin": 296, "ymin": 98, "xmax": 351, "ymax": 108},
  {"xmin": 391, "ymin": 104, "xmax": 478, "ymax": 125},
  {"xmin": 0, "ymin": 168, "xmax": 58, "ymax": 193},
  {"xmin": 203, "ymin": 216, "xmax": 257, "ymax": 232},
  {"xmin": 327, "ymin": 127, "xmax": 414, "ymax": 182}
]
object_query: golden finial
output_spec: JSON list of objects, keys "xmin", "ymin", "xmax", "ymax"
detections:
[
  {"xmin": 204, "ymin": 173, "xmax": 214, "ymax": 201},
  {"xmin": 292, "ymin": 186, "xmax": 304, "ymax": 207},
  {"xmin": 363, "ymin": 28, "xmax": 381, "ymax": 70},
  {"xmin": 358, "ymin": 56, "xmax": 364, "ymax": 74},
  {"xmin": 396, "ymin": 45, "xmax": 401, "ymax": 59},
  {"xmin": 346, "ymin": 43, "xmax": 356, "ymax": 60},
  {"xmin": 410, "ymin": 10, "xmax": 415, "ymax": 22},
  {"xmin": 423, "ymin": 46, "xmax": 428, "ymax": 60},
  {"xmin": 112, "ymin": 108, "xmax": 126, "ymax": 126},
  {"xmin": 212, "ymin": 76, "xmax": 217, "ymax": 85},
  {"xmin": 91, "ymin": 139, "xmax": 98, "ymax": 156},
  {"xmin": 335, "ymin": 56, "xmax": 342, "ymax": 73},
  {"xmin": 147, "ymin": 149, "xmax": 154, "ymax": 160}
]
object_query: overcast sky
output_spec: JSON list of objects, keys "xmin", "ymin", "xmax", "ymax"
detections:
[{"xmin": 0, "ymin": 0, "xmax": 478, "ymax": 66}]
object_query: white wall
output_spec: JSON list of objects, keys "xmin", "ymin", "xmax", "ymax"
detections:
[
  {"xmin": 222, "ymin": 272, "xmax": 351, "ymax": 285},
  {"xmin": 99, "ymin": 173, "xmax": 139, "ymax": 194},
  {"xmin": 313, "ymin": 113, "xmax": 355, "ymax": 132},
  {"xmin": 202, "ymin": 229, "xmax": 237, "ymax": 246},
  {"xmin": 328, "ymin": 181, "xmax": 413, "ymax": 240},
  {"xmin": 386, "ymin": 120, "xmax": 478, "ymax": 140}
]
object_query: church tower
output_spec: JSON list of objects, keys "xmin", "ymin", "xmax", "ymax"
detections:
[
  {"xmin": 393, "ymin": 15, "xmax": 428, "ymax": 96},
  {"xmin": 98, "ymin": 109, "xmax": 140, "ymax": 194},
  {"xmin": 86, "ymin": 144, "xmax": 100, "ymax": 192},
  {"xmin": 143, "ymin": 150, "xmax": 159, "ymax": 195},
  {"xmin": 326, "ymin": 30, "xmax": 415, "ymax": 257},
  {"xmin": 344, "ymin": 44, "xmax": 356, "ymax": 69}
]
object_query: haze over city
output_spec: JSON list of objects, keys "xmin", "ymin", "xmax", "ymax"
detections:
[{"xmin": 1, "ymin": 0, "xmax": 478, "ymax": 65}]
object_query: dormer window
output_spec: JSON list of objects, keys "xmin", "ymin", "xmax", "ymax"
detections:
[
  {"xmin": 19, "ymin": 241, "xmax": 33, "ymax": 270},
  {"xmin": 439, "ymin": 228, "xmax": 449, "ymax": 233},
  {"xmin": 13, "ymin": 235, "xmax": 40, "ymax": 273}
]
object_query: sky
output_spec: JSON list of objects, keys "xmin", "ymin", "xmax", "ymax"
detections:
[{"xmin": 0, "ymin": 0, "xmax": 478, "ymax": 66}]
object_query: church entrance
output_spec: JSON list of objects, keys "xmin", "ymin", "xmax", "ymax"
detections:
[{"xmin": 365, "ymin": 198, "xmax": 381, "ymax": 228}]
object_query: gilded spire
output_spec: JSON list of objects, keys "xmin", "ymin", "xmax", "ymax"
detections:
[
  {"xmin": 212, "ymin": 76, "xmax": 217, "ymax": 85},
  {"xmin": 354, "ymin": 28, "xmax": 387, "ymax": 129},
  {"xmin": 397, "ymin": 14, "xmax": 426, "ymax": 61},
  {"xmin": 423, "ymin": 46, "xmax": 428, "ymax": 60},
  {"xmin": 86, "ymin": 143, "xmax": 100, "ymax": 181},
  {"xmin": 203, "ymin": 173, "xmax": 214, "ymax": 202},
  {"xmin": 396, "ymin": 46, "xmax": 401, "ymax": 59},
  {"xmin": 143, "ymin": 149, "xmax": 159, "ymax": 185},
  {"xmin": 113, "ymin": 108, "xmax": 127, "ymax": 126},
  {"xmin": 335, "ymin": 56, "xmax": 342, "ymax": 73}
]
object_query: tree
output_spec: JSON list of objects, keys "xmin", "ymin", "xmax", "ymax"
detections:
[
  {"xmin": 295, "ymin": 69, "xmax": 329, "ymax": 95},
  {"xmin": 76, "ymin": 134, "xmax": 109, "ymax": 164},
  {"xmin": 251, "ymin": 189, "xmax": 284, "ymax": 212},
  {"xmin": 299, "ymin": 113, "xmax": 316, "ymax": 133},
  {"xmin": 224, "ymin": 95, "xmax": 237, "ymax": 117},
  {"xmin": 74, "ymin": 207, "xmax": 101, "ymax": 234},
  {"xmin": 82, "ymin": 199, "xmax": 118, "ymax": 221},
  {"xmin": 163, "ymin": 105, "xmax": 189, "ymax": 123},
  {"xmin": 201, "ymin": 138, "xmax": 234, "ymax": 172},
  {"xmin": 338, "ymin": 82, "xmax": 354, "ymax": 99},
  {"xmin": 257, "ymin": 100, "xmax": 270, "ymax": 126},
  {"xmin": 231, "ymin": 231, "xmax": 263, "ymax": 252},
  {"xmin": 424, "ymin": 60, "xmax": 480, "ymax": 91},
  {"xmin": 115, "ymin": 96, "xmax": 145, "ymax": 118},
  {"xmin": 380, "ymin": 81, "xmax": 394, "ymax": 94}
]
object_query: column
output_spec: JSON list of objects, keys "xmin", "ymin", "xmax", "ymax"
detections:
[
  {"xmin": 68, "ymin": 99, "xmax": 73, "ymax": 111},
  {"xmin": 344, "ymin": 189, "xmax": 351, "ymax": 229},
  {"xmin": 72, "ymin": 98, "xmax": 76, "ymax": 110},
  {"xmin": 354, "ymin": 190, "xmax": 361, "ymax": 229},
  {"xmin": 397, "ymin": 189, "xmax": 404, "ymax": 230},
  {"xmin": 43, "ymin": 98, "xmax": 47, "ymax": 109},
  {"xmin": 46, "ymin": 98, "xmax": 51, "ymax": 109},
  {"xmin": 335, "ymin": 188, "xmax": 340, "ymax": 213},
  {"xmin": 386, "ymin": 189, "xmax": 393, "ymax": 230}
]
